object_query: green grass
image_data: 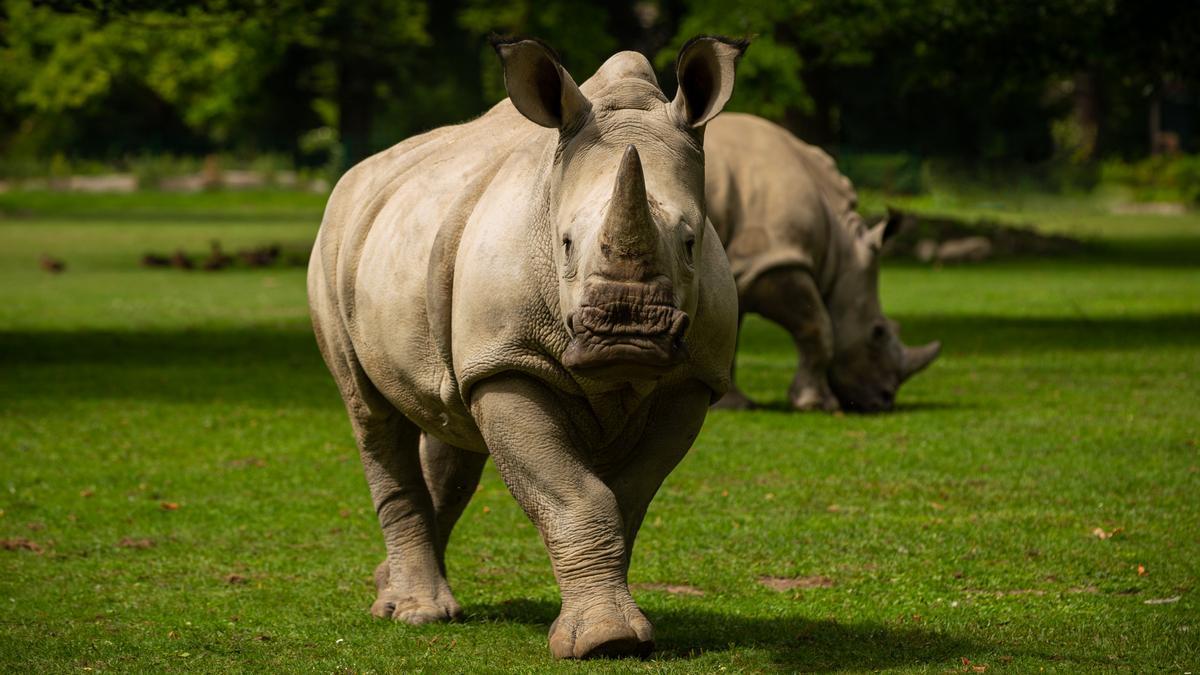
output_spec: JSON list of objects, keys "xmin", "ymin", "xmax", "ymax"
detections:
[{"xmin": 1, "ymin": 190, "xmax": 1198, "ymax": 672}]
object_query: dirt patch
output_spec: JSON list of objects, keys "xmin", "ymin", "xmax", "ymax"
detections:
[
  {"xmin": 228, "ymin": 457, "xmax": 268, "ymax": 469},
  {"xmin": 880, "ymin": 210, "xmax": 1085, "ymax": 263},
  {"xmin": 141, "ymin": 241, "xmax": 311, "ymax": 271},
  {"xmin": 1, "ymin": 538, "xmax": 43, "ymax": 553},
  {"xmin": 631, "ymin": 582, "xmax": 705, "ymax": 597},
  {"xmin": 118, "ymin": 537, "xmax": 156, "ymax": 549},
  {"xmin": 758, "ymin": 575, "xmax": 835, "ymax": 591},
  {"xmin": 964, "ymin": 588, "xmax": 1046, "ymax": 597},
  {"xmin": 1144, "ymin": 595, "xmax": 1182, "ymax": 605}
]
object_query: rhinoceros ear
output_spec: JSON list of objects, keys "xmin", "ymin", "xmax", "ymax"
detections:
[
  {"xmin": 670, "ymin": 36, "xmax": 748, "ymax": 129},
  {"xmin": 865, "ymin": 207, "xmax": 905, "ymax": 251},
  {"xmin": 493, "ymin": 37, "xmax": 591, "ymax": 130}
]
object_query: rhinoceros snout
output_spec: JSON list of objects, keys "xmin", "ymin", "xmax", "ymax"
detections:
[
  {"xmin": 838, "ymin": 386, "xmax": 896, "ymax": 413},
  {"xmin": 561, "ymin": 278, "xmax": 689, "ymax": 379}
]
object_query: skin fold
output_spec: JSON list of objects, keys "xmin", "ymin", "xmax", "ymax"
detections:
[
  {"xmin": 704, "ymin": 113, "xmax": 941, "ymax": 412},
  {"xmin": 308, "ymin": 37, "xmax": 744, "ymax": 659}
]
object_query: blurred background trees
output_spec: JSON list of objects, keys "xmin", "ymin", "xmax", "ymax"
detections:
[{"xmin": 1, "ymin": 0, "xmax": 1197, "ymax": 184}]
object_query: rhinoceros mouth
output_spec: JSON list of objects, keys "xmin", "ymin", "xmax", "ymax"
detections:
[{"xmin": 561, "ymin": 282, "xmax": 689, "ymax": 379}]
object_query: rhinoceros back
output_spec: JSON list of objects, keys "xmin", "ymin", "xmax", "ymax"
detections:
[
  {"xmin": 705, "ymin": 113, "xmax": 865, "ymax": 294},
  {"xmin": 308, "ymin": 100, "xmax": 553, "ymax": 450}
]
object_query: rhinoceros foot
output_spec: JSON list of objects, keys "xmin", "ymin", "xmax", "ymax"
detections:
[
  {"xmin": 790, "ymin": 380, "xmax": 840, "ymax": 412},
  {"xmin": 370, "ymin": 559, "xmax": 462, "ymax": 624},
  {"xmin": 548, "ymin": 596, "xmax": 654, "ymax": 659}
]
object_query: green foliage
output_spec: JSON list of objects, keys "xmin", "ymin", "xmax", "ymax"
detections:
[
  {"xmin": 0, "ymin": 0, "xmax": 432, "ymax": 163},
  {"xmin": 1, "ymin": 0, "xmax": 1197, "ymax": 164},
  {"xmin": 126, "ymin": 154, "xmax": 202, "ymax": 190},
  {"xmin": 1, "ymin": 191, "xmax": 1198, "ymax": 671},
  {"xmin": 1101, "ymin": 155, "xmax": 1200, "ymax": 205},
  {"xmin": 3, "ymin": 2, "xmax": 271, "ymax": 144},
  {"xmin": 298, "ymin": 126, "xmax": 344, "ymax": 183},
  {"xmin": 655, "ymin": 2, "xmax": 811, "ymax": 119},
  {"xmin": 838, "ymin": 152, "xmax": 925, "ymax": 194},
  {"xmin": 0, "ymin": 154, "xmax": 114, "ymax": 181},
  {"xmin": 460, "ymin": 0, "xmax": 617, "ymax": 103}
]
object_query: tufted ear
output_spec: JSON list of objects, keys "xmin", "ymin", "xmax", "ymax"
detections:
[
  {"xmin": 493, "ymin": 37, "xmax": 591, "ymax": 130},
  {"xmin": 670, "ymin": 36, "xmax": 748, "ymax": 129}
]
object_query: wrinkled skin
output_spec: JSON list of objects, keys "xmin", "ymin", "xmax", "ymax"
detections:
[
  {"xmin": 308, "ymin": 37, "xmax": 743, "ymax": 659},
  {"xmin": 705, "ymin": 113, "xmax": 940, "ymax": 412}
]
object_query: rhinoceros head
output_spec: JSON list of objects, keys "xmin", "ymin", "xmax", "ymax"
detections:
[
  {"xmin": 495, "ymin": 36, "xmax": 745, "ymax": 381},
  {"xmin": 827, "ymin": 212, "xmax": 941, "ymax": 411}
]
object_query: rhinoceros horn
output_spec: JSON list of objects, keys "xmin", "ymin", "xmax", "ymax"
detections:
[
  {"xmin": 601, "ymin": 145, "xmax": 657, "ymax": 260},
  {"xmin": 901, "ymin": 340, "xmax": 942, "ymax": 381}
]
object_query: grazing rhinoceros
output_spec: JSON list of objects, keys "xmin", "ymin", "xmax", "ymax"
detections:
[
  {"xmin": 308, "ymin": 37, "xmax": 744, "ymax": 659},
  {"xmin": 704, "ymin": 113, "xmax": 940, "ymax": 412}
]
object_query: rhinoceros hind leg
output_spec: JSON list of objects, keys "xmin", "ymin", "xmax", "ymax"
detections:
[
  {"xmin": 420, "ymin": 435, "xmax": 487, "ymax": 561},
  {"xmin": 311, "ymin": 256, "xmax": 464, "ymax": 624},
  {"xmin": 352, "ymin": 414, "xmax": 464, "ymax": 625},
  {"xmin": 789, "ymin": 379, "xmax": 840, "ymax": 412}
]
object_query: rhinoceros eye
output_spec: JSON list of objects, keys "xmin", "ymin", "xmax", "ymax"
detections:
[
  {"xmin": 684, "ymin": 235, "xmax": 696, "ymax": 261},
  {"xmin": 561, "ymin": 234, "xmax": 573, "ymax": 258}
]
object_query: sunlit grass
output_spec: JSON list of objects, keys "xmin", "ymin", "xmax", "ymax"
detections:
[{"xmin": 1, "ymin": 191, "xmax": 1197, "ymax": 672}]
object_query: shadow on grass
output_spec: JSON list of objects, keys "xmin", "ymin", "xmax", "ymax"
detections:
[
  {"xmin": 0, "ymin": 212, "xmax": 319, "ymax": 224},
  {"xmin": 0, "ymin": 190, "xmax": 326, "ymax": 224},
  {"xmin": 881, "ymin": 237, "xmax": 1200, "ymax": 269},
  {"xmin": 743, "ymin": 400, "xmax": 971, "ymax": 414},
  {"xmin": 2, "ymin": 311, "xmax": 1197, "ymax": 406},
  {"xmin": 472, "ymin": 598, "xmax": 978, "ymax": 671},
  {"xmin": 896, "ymin": 313, "xmax": 1200, "ymax": 354},
  {"xmin": 742, "ymin": 313, "xmax": 1200, "ymax": 361},
  {"xmin": 0, "ymin": 326, "xmax": 335, "ymax": 407},
  {"xmin": 1091, "ymin": 237, "xmax": 1200, "ymax": 268}
]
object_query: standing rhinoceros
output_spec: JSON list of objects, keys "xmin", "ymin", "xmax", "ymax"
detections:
[
  {"xmin": 704, "ymin": 113, "xmax": 940, "ymax": 412},
  {"xmin": 308, "ymin": 37, "xmax": 744, "ymax": 659}
]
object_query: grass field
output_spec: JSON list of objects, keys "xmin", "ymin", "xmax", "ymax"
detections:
[{"xmin": 1, "ymin": 190, "xmax": 1198, "ymax": 672}]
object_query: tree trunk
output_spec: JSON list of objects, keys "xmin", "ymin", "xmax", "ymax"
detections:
[
  {"xmin": 608, "ymin": 0, "xmax": 683, "ymax": 62},
  {"xmin": 786, "ymin": 67, "xmax": 836, "ymax": 149},
  {"xmin": 1149, "ymin": 85, "xmax": 1163, "ymax": 156},
  {"xmin": 1072, "ymin": 72, "xmax": 1100, "ymax": 160},
  {"xmin": 335, "ymin": 4, "xmax": 376, "ymax": 169}
]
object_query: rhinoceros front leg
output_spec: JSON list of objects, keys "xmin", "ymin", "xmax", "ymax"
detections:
[
  {"xmin": 608, "ymin": 382, "xmax": 709, "ymax": 554},
  {"xmin": 471, "ymin": 376, "xmax": 650, "ymax": 659},
  {"xmin": 743, "ymin": 266, "xmax": 839, "ymax": 411}
]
